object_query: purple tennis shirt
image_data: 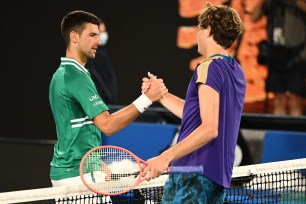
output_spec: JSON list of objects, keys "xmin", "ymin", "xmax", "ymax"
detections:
[{"xmin": 171, "ymin": 54, "xmax": 246, "ymax": 187}]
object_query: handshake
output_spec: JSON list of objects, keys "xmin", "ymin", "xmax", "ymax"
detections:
[{"xmin": 132, "ymin": 72, "xmax": 168, "ymax": 113}]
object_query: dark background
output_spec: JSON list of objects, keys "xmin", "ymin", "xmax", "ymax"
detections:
[
  {"xmin": 1, "ymin": 1, "xmax": 306, "ymax": 194},
  {"xmin": 0, "ymin": 0, "xmax": 200, "ymax": 141},
  {"xmin": 0, "ymin": 0, "xmax": 201, "ymax": 192}
]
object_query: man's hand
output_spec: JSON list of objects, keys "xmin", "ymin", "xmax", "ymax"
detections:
[
  {"xmin": 101, "ymin": 162, "xmax": 112, "ymax": 181},
  {"xmin": 140, "ymin": 155, "xmax": 170, "ymax": 181},
  {"xmin": 143, "ymin": 72, "xmax": 168, "ymax": 102},
  {"xmin": 141, "ymin": 77, "xmax": 150, "ymax": 94}
]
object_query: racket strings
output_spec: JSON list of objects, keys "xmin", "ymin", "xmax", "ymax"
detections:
[{"xmin": 81, "ymin": 147, "xmax": 141, "ymax": 194}]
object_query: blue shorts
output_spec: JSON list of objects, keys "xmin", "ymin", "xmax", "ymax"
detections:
[{"xmin": 162, "ymin": 174, "xmax": 226, "ymax": 204}]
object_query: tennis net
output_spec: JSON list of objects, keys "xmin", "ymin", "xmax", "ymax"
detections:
[{"xmin": 0, "ymin": 158, "xmax": 305, "ymax": 204}]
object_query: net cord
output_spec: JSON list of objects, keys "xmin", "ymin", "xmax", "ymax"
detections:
[
  {"xmin": 232, "ymin": 158, "xmax": 306, "ymax": 177},
  {"xmin": 0, "ymin": 175, "xmax": 168, "ymax": 204},
  {"xmin": 1, "ymin": 158, "xmax": 306, "ymax": 203}
]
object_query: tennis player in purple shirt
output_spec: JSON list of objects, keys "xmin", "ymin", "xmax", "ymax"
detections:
[{"xmin": 141, "ymin": 3, "xmax": 246, "ymax": 203}]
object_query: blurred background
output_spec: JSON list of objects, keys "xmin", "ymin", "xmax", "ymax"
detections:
[
  {"xmin": 0, "ymin": 0, "xmax": 285, "ymax": 141},
  {"xmin": 0, "ymin": 0, "xmax": 305, "ymax": 193}
]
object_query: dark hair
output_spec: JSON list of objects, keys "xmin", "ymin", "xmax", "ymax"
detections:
[
  {"xmin": 61, "ymin": 10, "xmax": 100, "ymax": 46},
  {"xmin": 198, "ymin": 3, "xmax": 244, "ymax": 49}
]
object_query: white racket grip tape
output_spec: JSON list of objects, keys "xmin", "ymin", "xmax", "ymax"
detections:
[
  {"xmin": 168, "ymin": 166, "xmax": 204, "ymax": 174},
  {"xmin": 133, "ymin": 94, "xmax": 152, "ymax": 113}
]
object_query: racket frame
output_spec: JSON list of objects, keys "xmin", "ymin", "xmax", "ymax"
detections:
[{"xmin": 79, "ymin": 145, "xmax": 146, "ymax": 196}]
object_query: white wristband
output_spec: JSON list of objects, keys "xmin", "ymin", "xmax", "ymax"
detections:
[{"xmin": 133, "ymin": 94, "xmax": 152, "ymax": 113}]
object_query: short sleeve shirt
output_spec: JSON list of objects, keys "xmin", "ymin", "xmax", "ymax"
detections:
[
  {"xmin": 171, "ymin": 54, "xmax": 246, "ymax": 187},
  {"xmin": 49, "ymin": 57, "xmax": 109, "ymax": 180}
]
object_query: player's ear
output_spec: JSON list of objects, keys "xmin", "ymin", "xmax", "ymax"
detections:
[
  {"xmin": 70, "ymin": 31, "xmax": 79, "ymax": 43},
  {"xmin": 206, "ymin": 26, "xmax": 212, "ymax": 37}
]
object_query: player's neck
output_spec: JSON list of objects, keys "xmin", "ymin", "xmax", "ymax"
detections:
[
  {"xmin": 206, "ymin": 43, "xmax": 228, "ymax": 59},
  {"xmin": 66, "ymin": 49, "xmax": 87, "ymax": 67}
]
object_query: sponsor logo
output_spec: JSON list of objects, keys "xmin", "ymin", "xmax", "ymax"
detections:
[
  {"xmin": 89, "ymin": 95, "xmax": 100, "ymax": 101},
  {"xmin": 93, "ymin": 100, "xmax": 103, "ymax": 107}
]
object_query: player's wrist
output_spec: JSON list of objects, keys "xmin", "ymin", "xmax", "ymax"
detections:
[
  {"xmin": 160, "ymin": 151, "xmax": 173, "ymax": 165},
  {"xmin": 133, "ymin": 94, "xmax": 152, "ymax": 113},
  {"xmin": 159, "ymin": 92, "xmax": 169, "ymax": 103}
]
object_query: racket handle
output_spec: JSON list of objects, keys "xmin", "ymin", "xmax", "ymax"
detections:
[{"xmin": 168, "ymin": 166, "xmax": 203, "ymax": 174}]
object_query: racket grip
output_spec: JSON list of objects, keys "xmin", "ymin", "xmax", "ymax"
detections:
[{"xmin": 168, "ymin": 166, "xmax": 203, "ymax": 174}]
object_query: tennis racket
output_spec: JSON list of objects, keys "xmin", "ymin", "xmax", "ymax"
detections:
[{"xmin": 80, "ymin": 145, "xmax": 203, "ymax": 196}]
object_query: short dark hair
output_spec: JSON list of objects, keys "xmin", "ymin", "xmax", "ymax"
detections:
[
  {"xmin": 198, "ymin": 3, "xmax": 244, "ymax": 49},
  {"xmin": 61, "ymin": 10, "xmax": 100, "ymax": 46}
]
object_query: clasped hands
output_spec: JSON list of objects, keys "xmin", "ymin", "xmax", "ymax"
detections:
[{"xmin": 142, "ymin": 72, "xmax": 168, "ymax": 102}]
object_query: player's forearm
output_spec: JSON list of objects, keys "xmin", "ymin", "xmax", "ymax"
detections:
[
  {"xmin": 94, "ymin": 104, "xmax": 140, "ymax": 136},
  {"xmin": 160, "ymin": 123, "xmax": 218, "ymax": 164},
  {"xmin": 159, "ymin": 93, "xmax": 185, "ymax": 119}
]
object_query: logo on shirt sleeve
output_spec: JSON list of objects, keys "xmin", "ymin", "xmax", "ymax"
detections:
[
  {"xmin": 89, "ymin": 95, "xmax": 100, "ymax": 101},
  {"xmin": 89, "ymin": 95, "xmax": 104, "ymax": 107}
]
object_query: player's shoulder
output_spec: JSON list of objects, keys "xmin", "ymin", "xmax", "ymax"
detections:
[
  {"xmin": 197, "ymin": 58, "xmax": 215, "ymax": 73},
  {"xmin": 60, "ymin": 57, "xmax": 89, "ymax": 74}
]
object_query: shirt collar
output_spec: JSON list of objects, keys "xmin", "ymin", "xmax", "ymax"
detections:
[
  {"xmin": 60, "ymin": 57, "xmax": 88, "ymax": 74},
  {"xmin": 209, "ymin": 54, "xmax": 234, "ymax": 62}
]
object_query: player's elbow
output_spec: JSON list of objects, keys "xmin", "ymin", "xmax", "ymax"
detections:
[
  {"xmin": 94, "ymin": 121, "xmax": 116, "ymax": 136},
  {"xmin": 100, "ymin": 126, "xmax": 117, "ymax": 136},
  {"xmin": 102, "ymin": 130, "xmax": 113, "ymax": 136},
  {"xmin": 100, "ymin": 121, "xmax": 123, "ymax": 136},
  {"xmin": 200, "ymin": 123, "xmax": 218, "ymax": 140},
  {"xmin": 208, "ymin": 123, "xmax": 218, "ymax": 139},
  {"xmin": 210, "ymin": 128, "xmax": 218, "ymax": 139},
  {"xmin": 93, "ymin": 113, "xmax": 118, "ymax": 136}
]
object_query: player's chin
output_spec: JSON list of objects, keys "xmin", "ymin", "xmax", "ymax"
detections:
[
  {"xmin": 88, "ymin": 52, "xmax": 96, "ymax": 59},
  {"xmin": 90, "ymin": 49, "xmax": 97, "ymax": 56}
]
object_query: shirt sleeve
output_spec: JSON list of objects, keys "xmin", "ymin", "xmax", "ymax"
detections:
[
  {"xmin": 69, "ymin": 73, "xmax": 109, "ymax": 119},
  {"xmin": 196, "ymin": 59, "xmax": 224, "ymax": 94}
]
